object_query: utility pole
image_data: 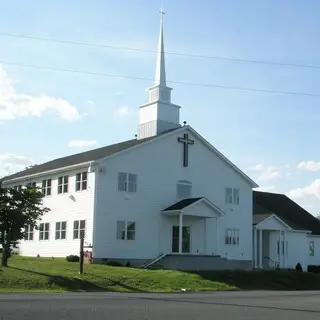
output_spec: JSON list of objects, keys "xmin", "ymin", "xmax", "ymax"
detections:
[
  {"xmin": 79, "ymin": 237, "xmax": 84, "ymax": 274},
  {"xmin": 79, "ymin": 238, "xmax": 93, "ymax": 274}
]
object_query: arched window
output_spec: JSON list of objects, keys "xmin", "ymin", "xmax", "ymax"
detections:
[{"xmin": 177, "ymin": 180, "xmax": 192, "ymax": 199}]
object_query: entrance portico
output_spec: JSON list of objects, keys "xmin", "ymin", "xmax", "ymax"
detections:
[
  {"xmin": 253, "ymin": 214, "xmax": 292, "ymax": 269},
  {"xmin": 162, "ymin": 197, "xmax": 225, "ymax": 255}
]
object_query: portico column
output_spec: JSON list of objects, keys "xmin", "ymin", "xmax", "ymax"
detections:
[
  {"xmin": 283, "ymin": 231, "xmax": 286, "ymax": 268},
  {"xmin": 179, "ymin": 213, "xmax": 183, "ymax": 254},
  {"xmin": 204, "ymin": 218, "xmax": 207, "ymax": 254},
  {"xmin": 278, "ymin": 230, "xmax": 281, "ymax": 268},
  {"xmin": 253, "ymin": 227, "xmax": 258, "ymax": 268},
  {"xmin": 259, "ymin": 229, "xmax": 263, "ymax": 268},
  {"xmin": 215, "ymin": 218, "xmax": 219, "ymax": 255}
]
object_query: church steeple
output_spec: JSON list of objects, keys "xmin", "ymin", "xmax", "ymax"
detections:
[
  {"xmin": 154, "ymin": 9, "xmax": 166, "ymax": 87},
  {"xmin": 137, "ymin": 9, "xmax": 181, "ymax": 140}
]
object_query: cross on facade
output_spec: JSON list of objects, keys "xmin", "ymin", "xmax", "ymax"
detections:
[{"xmin": 178, "ymin": 133, "xmax": 194, "ymax": 167}]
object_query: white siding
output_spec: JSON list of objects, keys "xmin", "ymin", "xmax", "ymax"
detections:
[
  {"xmin": 3, "ymin": 167, "xmax": 95, "ymax": 257},
  {"xmin": 267, "ymin": 231, "xmax": 320, "ymax": 271},
  {"xmin": 93, "ymin": 127, "xmax": 253, "ymax": 261}
]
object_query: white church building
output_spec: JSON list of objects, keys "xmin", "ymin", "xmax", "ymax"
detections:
[{"xmin": 1, "ymin": 12, "xmax": 320, "ymax": 271}]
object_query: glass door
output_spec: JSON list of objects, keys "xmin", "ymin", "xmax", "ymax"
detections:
[{"xmin": 172, "ymin": 226, "xmax": 190, "ymax": 253}]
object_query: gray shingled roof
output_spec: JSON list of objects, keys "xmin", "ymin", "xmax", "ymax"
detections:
[
  {"xmin": 162, "ymin": 197, "xmax": 203, "ymax": 211},
  {"xmin": 1, "ymin": 136, "xmax": 155, "ymax": 182},
  {"xmin": 253, "ymin": 191, "xmax": 320, "ymax": 234},
  {"xmin": 2, "ymin": 127, "xmax": 183, "ymax": 183},
  {"xmin": 252, "ymin": 213, "xmax": 273, "ymax": 225}
]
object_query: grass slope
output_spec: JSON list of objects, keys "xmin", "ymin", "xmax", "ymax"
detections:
[{"xmin": 1, "ymin": 256, "xmax": 320, "ymax": 293}]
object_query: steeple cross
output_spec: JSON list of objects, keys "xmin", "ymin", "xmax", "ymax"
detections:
[
  {"xmin": 178, "ymin": 133, "xmax": 194, "ymax": 167},
  {"xmin": 159, "ymin": 8, "xmax": 166, "ymax": 21}
]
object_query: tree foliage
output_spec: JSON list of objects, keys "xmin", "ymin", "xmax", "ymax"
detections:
[{"xmin": 0, "ymin": 186, "xmax": 50, "ymax": 267}]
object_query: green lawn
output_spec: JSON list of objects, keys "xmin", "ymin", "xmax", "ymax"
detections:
[{"xmin": 1, "ymin": 256, "xmax": 320, "ymax": 293}]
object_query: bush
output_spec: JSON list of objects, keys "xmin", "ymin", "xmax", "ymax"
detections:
[
  {"xmin": 308, "ymin": 265, "xmax": 320, "ymax": 274},
  {"xmin": 66, "ymin": 255, "xmax": 80, "ymax": 262},
  {"xmin": 295, "ymin": 262, "xmax": 303, "ymax": 272},
  {"xmin": 125, "ymin": 261, "xmax": 131, "ymax": 268}
]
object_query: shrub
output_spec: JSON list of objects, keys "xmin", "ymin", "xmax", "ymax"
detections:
[
  {"xmin": 308, "ymin": 265, "xmax": 320, "ymax": 274},
  {"xmin": 295, "ymin": 262, "xmax": 303, "ymax": 272},
  {"xmin": 125, "ymin": 261, "xmax": 131, "ymax": 268},
  {"xmin": 66, "ymin": 255, "xmax": 80, "ymax": 262}
]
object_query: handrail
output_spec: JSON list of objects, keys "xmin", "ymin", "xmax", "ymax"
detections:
[
  {"xmin": 138, "ymin": 252, "xmax": 167, "ymax": 269},
  {"xmin": 264, "ymin": 256, "xmax": 279, "ymax": 269}
]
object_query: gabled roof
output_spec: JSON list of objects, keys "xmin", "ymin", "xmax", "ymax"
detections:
[
  {"xmin": 162, "ymin": 197, "xmax": 225, "ymax": 217},
  {"xmin": 2, "ymin": 125, "xmax": 257, "ymax": 188},
  {"xmin": 1, "ymin": 130, "xmax": 173, "ymax": 183},
  {"xmin": 253, "ymin": 191, "xmax": 320, "ymax": 235},
  {"xmin": 162, "ymin": 197, "xmax": 203, "ymax": 211}
]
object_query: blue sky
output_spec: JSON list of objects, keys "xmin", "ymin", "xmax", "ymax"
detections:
[{"xmin": 0, "ymin": 0, "xmax": 320, "ymax": 215}]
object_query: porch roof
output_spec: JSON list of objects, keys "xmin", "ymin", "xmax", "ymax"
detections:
[
  {"xmin": 161, "ymin": 197, "xmax": 225, "ymax": 218},
  {"xmin": 253, "ymin": 191, "xmax": 320, "ymax": 235},
  {"xmin": 253, "ymin": 212, "xmax": 307, "ymax": 231}
]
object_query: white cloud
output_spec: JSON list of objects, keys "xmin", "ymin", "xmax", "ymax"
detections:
[
  {"xmin": 287, "ymin": 179, "xmax": 320, "ymax": 200},
  {"xmin": 258, "ymin": 170, "xmax": 282, "ymax": 182},
  {"xmin": 113, "ymin": 106, "xmax": 133, "ymax": 118},
  {"xmin": 68, "ymin": 139, "xmax": 98, "ymax": 148},
  {"xmin": 249, "ymin": 163, "xmax": 283, "ymax": 182},
  {"xmin": 0, "ymin": 66, "xmax": 81, "ymax": 122},
  {"xmin": 297, "ymin": 161, "xmax": 320, "ymax": 172},
  {"xmin": 0, "ymin": 153, "xmax": 34, "ymax": 178},
  {"xmin": 254, "ymin": 185, "xmax": 276, "ymax": 192}
]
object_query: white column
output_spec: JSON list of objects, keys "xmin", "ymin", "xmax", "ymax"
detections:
[
  {"xmin": 203, "ymin": 218, "xmax": 207, "ymax": 254},
  {"xmin": 259, "ymin": 229, "xmax": 263, "ymax": 268},
  {"xmin": 253, "ymin": 228, "xmax": 257, "ymax": 268},
  {"xmin": 179, "ymin": 213, "xmax": 183, "ymax": 254},
  {"xmin": 278, "ymin": 230, "xmax": 281, "ymax": 268},
  {"xmin": 283, "ymin": 231, "xmax": 286, "ymax": 268},
  {"xmin": 215, "ymin": 218, "xmax": 219, "ymax": 255}
]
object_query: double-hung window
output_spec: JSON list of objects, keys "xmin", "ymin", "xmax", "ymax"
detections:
[
  {"xmin": 55, "ymin": 221, "xmax": 67, "ymax": 240},
  {"xmin": 116, "ymin": 221, "xmax": 136, "ymax": 240},
  {"xmin": 42, "ymin": 179, "xmax": 52, "ymax": 196},
  {"xmin": 225, "ymin": 228, "xmax": 239, "ymax": 245},
  {"xmin": 73, "ymin": 220, "xmax": 86, "ymax": 239},
  {"xmin": 39, "ymin": 223, "xmax": 50, "ymax": 240},
  {"xmin": 24, "ymin": 225, "xmax": 34, "ymax": 241},
  {"xmin": 76, "ymin": 172, "xmax": 88, "ymax": 191},
  {"xmin": 118, "ymin": 172, "xmax": 137, "ymax": 192},
  {"xmin": 225, "ymin": 187, "xmax": 239, "ymax": 205},
  {"xmin": 58, "ymin": 175, "xmax": 68, "ymax": 194}
]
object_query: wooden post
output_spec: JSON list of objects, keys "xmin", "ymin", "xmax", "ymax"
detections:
[{"xmin": 79, "ymin": 237, "xmax": 84, "ymax": 274}]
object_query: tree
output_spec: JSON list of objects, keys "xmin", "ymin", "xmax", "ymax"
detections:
[
  {"xmin": 0, "ymin": 186, "xmax": 50, "ymax": 267},
  {"xmin": 25, "ymin": 164, "xmax": 38, "ymax": 170}
]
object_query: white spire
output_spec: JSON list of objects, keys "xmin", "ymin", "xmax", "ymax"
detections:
[
  {"xmin": 154, "ymin": 8, "xmax": 166, "ymax": 87},
  {"xmin": 137, "ymin": 9, "xmax": 181, "ymax": 140}
]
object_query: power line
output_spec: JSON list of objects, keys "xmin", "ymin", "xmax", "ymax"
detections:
[
  {"xmin": 1, "ymin": 59, "xmax": 320, "ymax": 98},
  {"xmin": 1, "ymin": 31, "xmax": 320, "ymax": 70}
]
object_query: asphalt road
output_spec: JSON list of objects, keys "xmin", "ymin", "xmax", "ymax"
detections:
[{"xmin": 1, "ymin": 291, "xmax": 320, "ymax": 319}]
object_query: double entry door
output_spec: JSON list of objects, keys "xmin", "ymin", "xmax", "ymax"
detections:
[{"xmin": 172, "ymin": 225, "xmax": 191, "ymax": 253}]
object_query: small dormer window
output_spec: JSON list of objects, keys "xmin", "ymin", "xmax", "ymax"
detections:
[{"xmin": 177, "ymin": 180, "xmax": 192, "ymax": 199}]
